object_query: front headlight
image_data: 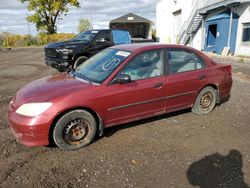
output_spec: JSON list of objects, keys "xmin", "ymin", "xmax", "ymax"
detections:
[
  {"xmin": 56, "ymin": 48, "xmax": 74, "ymax": 54},
  {"xmin": 16, "ymin": 102, "xmax": 52, "ymax": 117}
]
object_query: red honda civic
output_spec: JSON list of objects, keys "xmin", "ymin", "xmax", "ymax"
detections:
[{"xmin": 8, "ymin": 44, "xmax": 232, "ymax": 150}]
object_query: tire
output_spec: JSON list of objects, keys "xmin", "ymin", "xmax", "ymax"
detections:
[
  {"xmin": 57, "ymin": 68, "xmax": 64, "ymax": 72},
  {"xmin": 74, "ymin": 56, "xmax": 88, "ymax": 69},
  {"xmin": 57, "ymin": 67, "xmax": 70, "ymax": 72},
  {"xmin": 53, "ymin": 110, "xmax": 97, "ymax": 150},
  {"xmin": 192, "ymin": 86, "xmax": 217, "ymax": 115}
]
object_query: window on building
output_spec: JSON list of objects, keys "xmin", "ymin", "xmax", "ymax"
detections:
[{"xmin": 242, "ymin": 23, "xmax": 250, "ymax": 42}]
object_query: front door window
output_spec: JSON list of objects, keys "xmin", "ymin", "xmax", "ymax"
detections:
[{"xmin": 119, "ymin": 49, "xmax": 164, "ymax": 80}]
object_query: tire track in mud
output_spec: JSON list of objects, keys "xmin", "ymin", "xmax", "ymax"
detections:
[
  {"xmin": 0, "ymin": 49, "xmax": 44, "ymax": 63},
  {"xmin": 233, "ymin": 72, "xmax": 250, "ymax": 83},
  {"xmin": 0, "ymin": 61, "xmax": 56, "ymax": 96},
  {"xmin": 0, "ymin": 63, "xmax": 53, "ymax": 78},
  {"xmin": 0, "ymin": 148, "xmax": 50, "ymax": 186}
]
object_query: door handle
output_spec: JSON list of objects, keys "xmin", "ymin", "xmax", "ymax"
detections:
[
  {"xmin": 154, "ymin": 82, "xmax": 164, "ymax": 88},
  {"xmin": 198, "ymin": 75, "xmax": 207, "ymax": 80}
]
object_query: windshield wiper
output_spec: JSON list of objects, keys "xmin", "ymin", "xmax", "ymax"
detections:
[
  {"xmin": 74, "ymin": 72, "xmax": 97, "ymax": 84},
  {"xmin": 69, "ymin": 70, "xmax": 76, "ymax": 78}
]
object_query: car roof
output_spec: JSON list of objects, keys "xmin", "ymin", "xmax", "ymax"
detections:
[
  {"xmin": 111, "ymin": 43, "xmax": 200, "ymax": 53},
  {"xmin": 88, "ymin": 29, "xmax": 127, "ymax": 32}
]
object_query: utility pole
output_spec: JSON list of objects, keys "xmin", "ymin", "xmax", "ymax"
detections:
[
  {"xmin": 25, "ymin": 10, "xmax": 31, "ymax": 35},
  {"xmin": 227, "ymin": 7, "xmax": 233, "ymax": 47},
  {"xmin": 89, "ymin": 8, "xmax": 93, "ymax": 29}
]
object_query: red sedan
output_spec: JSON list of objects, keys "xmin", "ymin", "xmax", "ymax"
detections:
[{"xmin": 8, "ymin": 44, "xmax": 232, "ymax": 150}]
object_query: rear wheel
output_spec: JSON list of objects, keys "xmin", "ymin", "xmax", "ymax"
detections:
[
  {"xmin": 74, "ymin": 56, "xmax": 88, "ymax": 69},
  {"xmin": 192, "ymin": 86, "xmax": 217, "ymax": 115},
  {"xmin": 53, "ymin": 110, "xmax": 97, "ymax": 150}
]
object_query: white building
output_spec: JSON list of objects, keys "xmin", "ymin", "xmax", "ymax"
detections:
[{"xmin": 156, "ymin": 0, "xmax": 250, "ymax": 56}]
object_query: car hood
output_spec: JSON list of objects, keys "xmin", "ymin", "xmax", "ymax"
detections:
[
  {"xmin": 14, "ymin": 73, "xmax": 94, "ymax": 106},
  {"xmin": 46, "ymin": 40, "xmax": 90, "ymax": 49}
]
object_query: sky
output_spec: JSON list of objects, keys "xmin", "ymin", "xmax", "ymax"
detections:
[{"xmin": 0, "ymin": 0, "xmax": 159, "ymax": 35}]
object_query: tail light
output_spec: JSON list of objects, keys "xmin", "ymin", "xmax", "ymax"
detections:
[{"xmin": 224, "ymin": 65, "xmax": 232, "ymax": 78}]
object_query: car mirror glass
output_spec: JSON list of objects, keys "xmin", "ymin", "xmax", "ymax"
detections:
[{"xmin": 110, "ymin": 74, "xmax": 131, "ymax": 85}]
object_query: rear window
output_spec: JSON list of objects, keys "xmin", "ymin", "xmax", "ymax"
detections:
[{"xmin": 112, "ymin": 30, "xmax": 131, "ymax": 45}]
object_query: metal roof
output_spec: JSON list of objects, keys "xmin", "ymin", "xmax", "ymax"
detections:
[
  {"xmin": 206, "ymin": 10, "xmax": 239, "ymax": 22},
  {"xmin": 110, "ymin": 13, "xmax": 151, "ymax": 23}
]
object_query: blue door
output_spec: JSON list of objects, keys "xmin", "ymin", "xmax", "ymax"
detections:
[{"xmin": 204, "ymin": 10, "xmax": 239, "ymax": 54}]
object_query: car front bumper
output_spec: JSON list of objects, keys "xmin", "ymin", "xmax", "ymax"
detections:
[
  {"xmin": 45, "ymin": 57, "xmax": 73, "ymax": 72},
  {"xmin": 8, "ymin": 111, "xmax": 52, "ymax": 147}
]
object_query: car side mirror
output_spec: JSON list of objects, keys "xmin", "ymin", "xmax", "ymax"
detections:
[
  {"xmin": 110, "ymin": 74, "xmax": 131, "ymax": 85},
  {"xmin": 95, "ymin": 38, "xmax": 106, "ymax": 43}
]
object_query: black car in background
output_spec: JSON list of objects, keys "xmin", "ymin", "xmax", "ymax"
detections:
[{"xmin": 44, "ymin": 29, "xmax": 131, "ymax": 72}]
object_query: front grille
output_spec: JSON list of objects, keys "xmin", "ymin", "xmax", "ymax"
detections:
[{"xmin": 45, "ymin": 48, "xmax": 58, "ymax": 58}]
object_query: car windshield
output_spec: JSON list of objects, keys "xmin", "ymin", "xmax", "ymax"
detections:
[
  {"xmin": 73, "ymin": 30, "xmax": 99, "ymax": 41},
  {"xmin": 74, "ymin": 48, "xmax": 131, "ymax": 84}
]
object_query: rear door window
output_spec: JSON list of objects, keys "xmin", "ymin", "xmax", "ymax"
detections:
[
  {"xmin": 166, "ymin": 49, "xmax": 205, "ymax": 74},
  {"xmin": 94, "ymin": 31, "xmax": 112, "ymax": 42}
]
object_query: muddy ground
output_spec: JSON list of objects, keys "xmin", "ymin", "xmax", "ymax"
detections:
[{"xmin": 0, "ymin": 47, "xmax": 250, "ymax": 188}]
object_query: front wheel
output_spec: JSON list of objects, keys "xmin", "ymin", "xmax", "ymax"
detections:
[
  {"xmin": 192, "ymin": 86, "xmax": 217, "ymax": 115},
  {"xmin": 53, "ymin": 110, "xmax": 97, "ymax": 150}
]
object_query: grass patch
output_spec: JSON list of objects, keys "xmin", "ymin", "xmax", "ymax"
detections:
[
  {"xmin": 0, "ymin": 32, "xmax": 76, "ymax": 48},
  {"xmin": 238, "ymin": 58, "xmax": 245, "ymax": 64}
]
